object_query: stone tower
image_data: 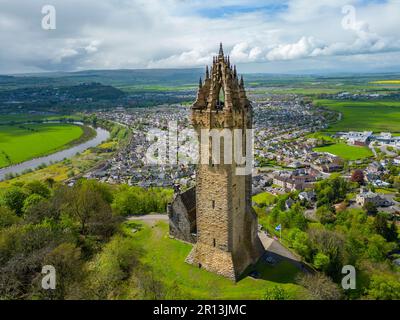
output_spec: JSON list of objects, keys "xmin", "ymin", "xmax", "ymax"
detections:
[{"xmin": 186, "ymin": 43, "xmax": 264, "ymax": 281}]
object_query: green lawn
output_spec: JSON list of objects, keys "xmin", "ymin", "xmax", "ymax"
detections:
[
  {"xmin": 305, "ymin": 132, "xmax": 335, "ymax": 143},
  {"xmin": 314, "ymin": 99, "xmax": 400, "ymax": 133},
  {"xmin": 314, "ymin": 143, "xmax": 373, "ymax": 160},
  {"xmin": 124, "ymin": 221, "xmax": 305, "ymax": 300},
  {"xmin": 252, "ymin": 192, "xmax": 276, "ymax": 206},
  {"xmin": 0, "ymin": 123, "xmax": 83, "ymax": 168}
]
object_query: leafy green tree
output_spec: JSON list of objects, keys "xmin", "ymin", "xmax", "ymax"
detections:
[
  {"xmin": 112, "ymin": 185, "xmax": 173, "ymax": 216},
  {"xmin": 0, "ymin": 207, "xmax": 20, "ymax": 229},
  {"xmin": 287, "ymin": 228, "xmax": 311, "ymax": 259},
  {"xmin": 24, "ymin": 181, "xmax": 50, "ymax": 198},
  {"xmin": 308, "ymin": 228, "xmax": 345, "ymax": 278},
  {"xmin": 62, "ymin": 182, "xmax": 116, "ymax": 238},
  {"xmin": 316, "ymin": 205, "xmax": 336, "ymax": 225},
  {"xmin": 1, "ymin": 186, "xmax": 28, "ymax": 215},
  {"xmin": 374, "ymin": 213, "xmax": 397, "ymax": 242},
  {"xmin": 313, "ymin": 252, "xmax": 331, "ymax": 271},
  {"xmin": 367, "ymin": 274, "xmax": 400, "ymax": 300},
  {"xmin": 366, "ymin": 234, "xmax": 395, "ymax": 262},
  {"xmin": 363, "ymin": 201, "xmax": 378, "ymax": 215},
  {"xmin": 22, "ymin": 194, "xmax": 44, "ymax": 214},
  {"xmin": 315, "ymin": 175, "xmax": 349, "ymax": 207}
]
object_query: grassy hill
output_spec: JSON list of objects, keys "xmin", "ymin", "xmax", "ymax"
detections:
[{"xmin": 123, "ymin": 220, "xmax": 306, "ymax": 299}]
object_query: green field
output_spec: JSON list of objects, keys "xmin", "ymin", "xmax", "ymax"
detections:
[
  {"xmin": 252, "ymin": 192, "xmax": 276, "ymax": 206},
  {"xmin": 314, "ymin": 99, "xmax": 400, "ymax": 133},
  {"xmin": 314, "ymin": 143, "xmax": 373, "ymax": 160},
  {"xmin": 0, "ymin": 123, "xmax": 84, "ymax": 168},
  {"xmin": 0, "ymin": 114, "xmax": 83, "ymax": 125},
  {"xmin": 125, "ymin": 220, "xmax": 305, "ymax": 299}
]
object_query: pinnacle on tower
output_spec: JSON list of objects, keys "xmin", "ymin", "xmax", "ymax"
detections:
[
  {"xmin": 233, "ymin": 65, "xmax": 237, "ymax": 78},
  {"xmin": 219, "ymin": 42, "xmax": 224, "ymax": 57},
  {"xmin": 240, "ymin": 75, "xmax": 244, "ymax": 87},
  {"xmin": 199, "ymin": 77, "xmax": 202, "ymax": 88},
  {"xmin": 205, "ymin": 65, "xmax": 209, "ymax": 79}
]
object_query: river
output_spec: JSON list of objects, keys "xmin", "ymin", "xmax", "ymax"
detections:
[{"xmin": 0, "ymin": 124, "xmax": 110, "ymax": 181}]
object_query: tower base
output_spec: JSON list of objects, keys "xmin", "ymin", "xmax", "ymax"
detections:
[{"xmin": 186, "ymin": 232, "xmax": 264, "ymax": 281}]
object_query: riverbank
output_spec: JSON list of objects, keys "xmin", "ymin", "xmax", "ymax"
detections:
[
  {"xmin": 0, "ymin": 118, "xmax": 130, "ymax": 187},
  {"xmin": 0, "ymin": 123, "xmax": 98, "ymax": 169},
  {"xmin": 0, "ymin": 126, "xmax": 109, "ymax": 181}
]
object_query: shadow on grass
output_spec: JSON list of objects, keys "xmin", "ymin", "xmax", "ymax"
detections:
[{"xmin": 240, "ymin": 252, "xmax": 305, "ymax": 284}]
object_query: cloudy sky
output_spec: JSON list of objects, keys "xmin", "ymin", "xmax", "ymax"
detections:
[{"xmin": 1, "ymin": 0, "xmax": 400, "ymax": 74}]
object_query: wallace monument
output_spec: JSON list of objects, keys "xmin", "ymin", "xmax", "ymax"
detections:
[{"xmin": 168, "ymin": 44, "xmax": 264, "ymax": 281}]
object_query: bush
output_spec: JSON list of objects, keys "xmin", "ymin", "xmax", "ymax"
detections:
[
  {"xmin": 264, "ymin": 286, "xmax": 291, "ymax": 300},
  {"xmin": 367, "ymin": 274, "xmax": 400, "ymax": 300},
  {"xmin": 1, "ymin": 186, "xmax": 28, "ymax": 215},
  {"xmin": 296, "ymin": 273, "xmax": 342, "ymax": 300}
]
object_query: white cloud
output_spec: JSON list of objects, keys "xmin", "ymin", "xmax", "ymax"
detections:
[
  {"xmin": 266, "ymin": 36, "xmax": 321, "ymax": 61},
  {"xmin": 0, "ymin": 0, "xmax": 399, "ymax": 73}
]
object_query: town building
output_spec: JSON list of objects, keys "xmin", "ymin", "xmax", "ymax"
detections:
[{"xmin": 356, "ymin": 188, "xmax": 393, "ymax": 208}]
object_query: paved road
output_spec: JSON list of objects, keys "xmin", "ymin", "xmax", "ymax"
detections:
[{"xmin": 127, "ymin": 214, "xmax": 168, "ymax": 221}]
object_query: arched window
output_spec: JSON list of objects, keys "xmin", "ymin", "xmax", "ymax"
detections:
[{"xmin": 217, "ymin": 86, "xmax": 224, "ymax": 109}]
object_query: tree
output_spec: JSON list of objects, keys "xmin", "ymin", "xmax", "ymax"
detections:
[
  {"xmin": 366, "ymin": 234, "xmax": 395, "ymax": 262},
  {"xmin": 308, "ymin": 228, "xmax": 345, "ymax": 278},
  {"xmin": 393, "ymin": 176, "xmax": 400, "ymax": 190},
  {"xmin": 374, "ymin": 213, "xmax": 397, "ymax": 242},
  {"xmin": 22, "ymin": 194, "xmax": 44, "ymax": 214},
  {"xmin": 1, "ymin": 186, "xmax": 28, "ymax": 216},
  {"xmin": 0, "ymin": 207, "xmax": 20, "ymax": 229},
  {"xmin": 315, "ymin": 175, "xmax": 349, "ymax": 207},
  {"xmin": 62, "ymin": 182, "xmax": 117, "ymax": 238},
  {"xmin": 296, "ymin": 273, "xmax": 342, "ymax": 300},
  {"xmin": 24, "ymin": 181, "xmax": 50, "ymax": 198},
  {"xmin": 367, "ymin": 274, "xmax": 400, "ymax": 300},
  {"xmin": 316, "ymin": 205, "xmax": 336, "ymax": 224},
  {"xmin": 41, "ymin": 243, "xmax": 83, "ymax": 299},
  {"xmin": 351, "ymin": 170, "xmax": 365, "ymax": 185},
  {"xmin": 363, "ymin": 201, "xmax": 378, "ymax": 216},
  {"xmin": 288, "ymin": 228, "xmax": 311, "ymax": 259},
  {"xmin": 313, "ymin": 252, "xmax": 331, "ymax": 271},
  {"xmin": 44, "ymin": 177, "xmax": 55, "ymax": 188}
]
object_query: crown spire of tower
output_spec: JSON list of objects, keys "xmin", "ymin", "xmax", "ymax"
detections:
[{"xmin": 219, "ymin": 42, "xmax": 224, "ymax": 57}]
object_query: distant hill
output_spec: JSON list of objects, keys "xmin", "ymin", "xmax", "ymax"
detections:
[{"xmin": 2, "ymin": 69, "xmax": 204, "ymax": 90}]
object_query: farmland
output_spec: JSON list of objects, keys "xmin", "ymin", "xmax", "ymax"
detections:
[
  {"xmin": 314, "ymin": 99, "xmax": 400, "ymax": 133},
  {"xmin": 0, "ymin": 123, "xmax": 84, "ymax": 168}
]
